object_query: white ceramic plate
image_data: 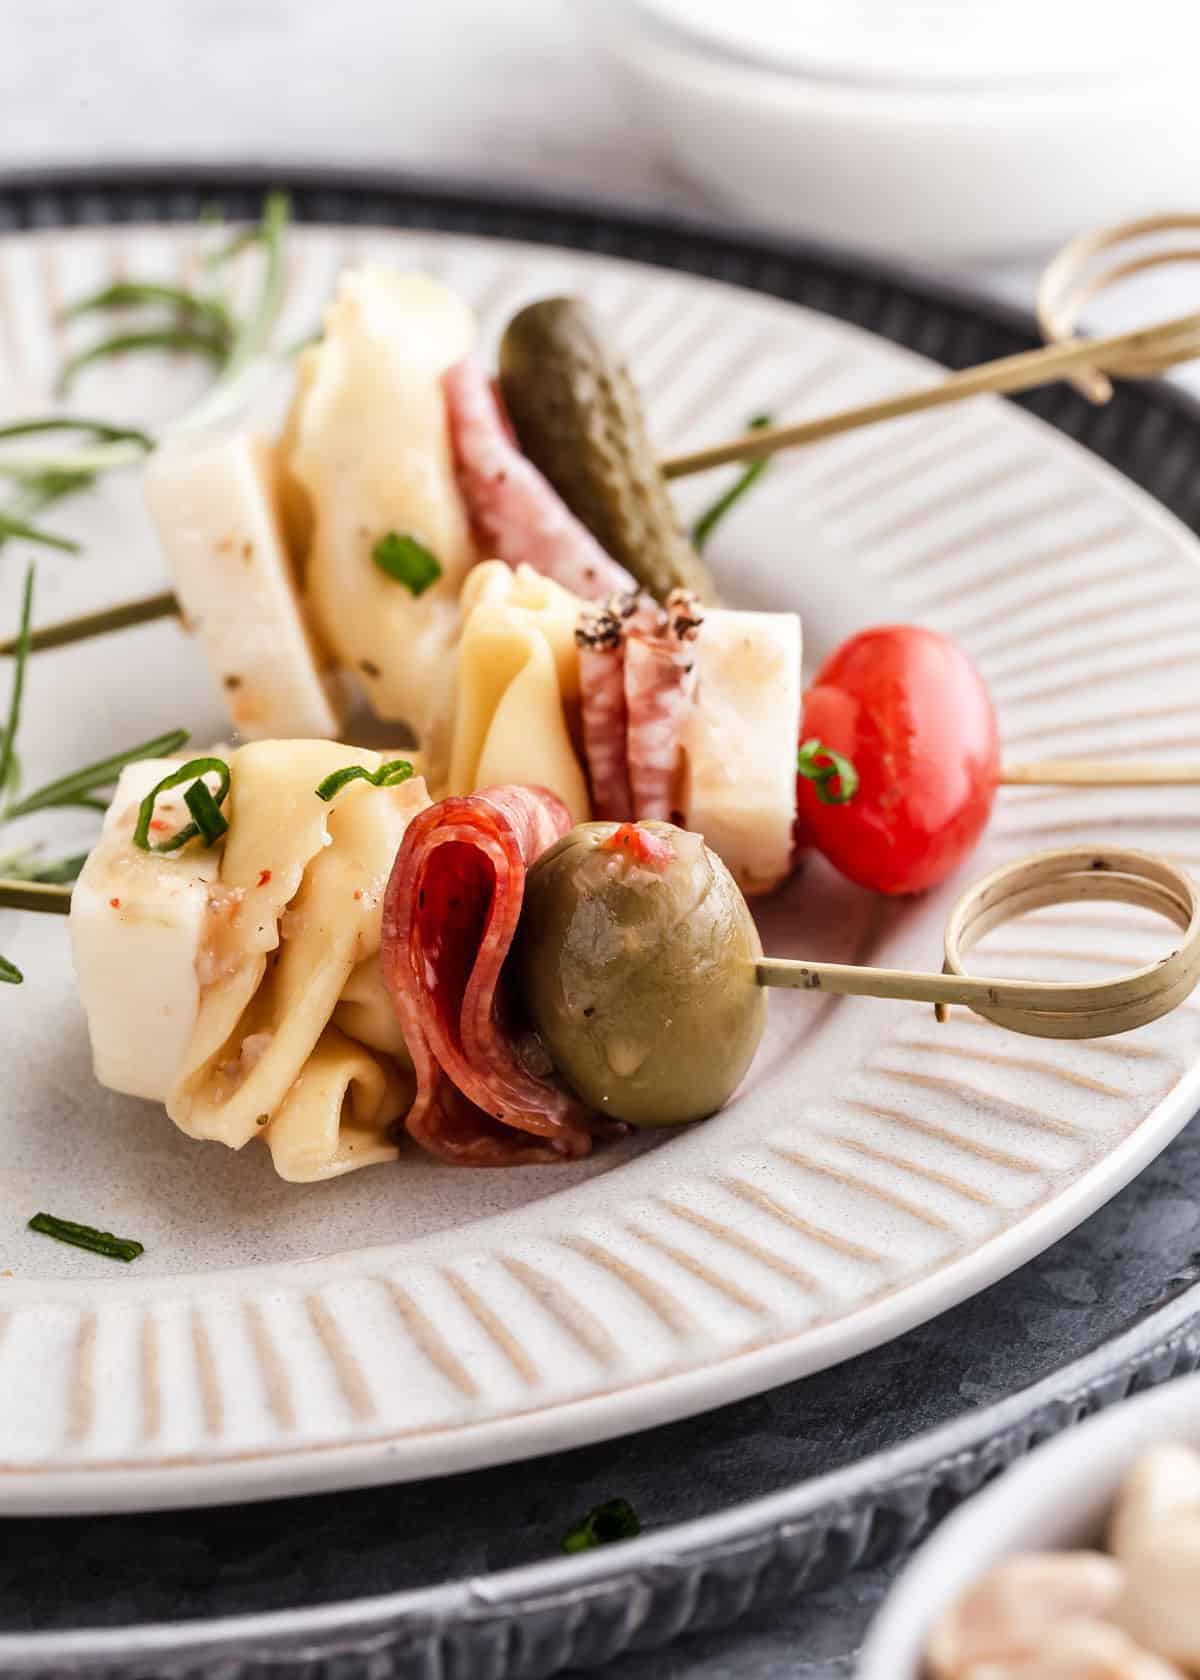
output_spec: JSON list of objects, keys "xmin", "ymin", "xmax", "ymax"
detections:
[
  {"xmin": 3, "ymin": 222, "xmax": 1200, "ymax": 1515},
  {"xmin": 859, "ymin": 1370, "xmax": 1200, "ymax": 1678}
]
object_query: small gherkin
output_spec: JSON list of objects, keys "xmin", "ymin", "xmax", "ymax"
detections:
[{"xmin": 498, "ymin": 297, "xmax": 718, "ymax": 605}]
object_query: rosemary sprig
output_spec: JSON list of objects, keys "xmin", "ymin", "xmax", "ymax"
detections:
[
  {"xmin": 57, "ymin": 327, "xmax": 230, "ymax": 398},
  {"xmin": 0, "ymin": 566, "xmax": 34, "ymax": 802},
  {"xmin": 0, "ymin": 954, "xmax": 21, "ymax": 983},
  {"xmin": 0, "ymin": 513, "xmax": 79, "ymax": 554},
  {"xmin": 63, "ymin": 281, "xmax": 233, "ymax": 337},
  {"xmin": 0, "ymin": 417, "xmax": 153, "ymax": 449},
  {"xmin": 0, "ymin": 847, "xmax": 88, "ymax": 884},
  {"xmin": 172, "ymin": 190, "xmax": 291, "ymax": 438},
  {"xmin": 4, "ymin": 727, "xmax": 190, "ymax": 821}
]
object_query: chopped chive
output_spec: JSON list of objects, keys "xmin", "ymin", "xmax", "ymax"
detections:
[
  {"xmin": 0, "ymin": 954, "xmax": 22, "ymax": 984},
  {"xmin": 0, "ymin": 567, "xmax": 34, "ymax": 808},
  {"xmin": 0, "ymin": 514, "xmax": 79, "ymax": 554},
  {"xmin": 562, "ymin": 1498, "xmax": 641, "ymax": 1554},
  {"xmin": 56, "ymin": 327, "xmax": 230, "ymax": 397},
  {"xmin": 28, "ymin": 1212, "xmax": 143, "ymax": 1262},
  {"xmin": 133, "ymin": 756, "xmax": 231, "ymax": 854},
  {"xmin": 5, "ymin": 727, "xmax": 190, "ymax": 821},
  {"xmin": 314, "ymin": 759, "xmax": 415, "ymax": 803},
  {"xmin": 797, "ymin": 738, "xmax": 859, "ymax": 805},
  {"xmin": 691, "ymin": 413, "xmax": 772, "ymax": 552},
  {"xmin": 372, "ymin": 531, "xmax": 442, "ymax": 595},
  {"xmin": 62, "ymin": 281, "xmax": 233, "ymax": 339},
  {"xmin": 183, "ymin": 777, "xmax": 229, "ymax": 846}
]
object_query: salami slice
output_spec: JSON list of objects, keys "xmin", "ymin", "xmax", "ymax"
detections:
[
  {"xmin": 443, "ymin": 358, "xmax": 637, "ymax": 602},
  {"xmin": 576, "ymin": 589, "xmax": 703, "ymax": 826},
  {"xmin": 381, "ymin": 783, "xmax": 599, "ymax": 1165}
]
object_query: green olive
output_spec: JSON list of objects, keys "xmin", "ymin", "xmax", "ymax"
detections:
[{"xmin": 514, "ymin": 822, "xmax": 766, "ymax": 1127}]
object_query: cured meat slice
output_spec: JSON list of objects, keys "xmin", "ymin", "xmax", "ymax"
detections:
[
  {"xmin": 576, "ymin": 590, "xmax": 703, "ymax": 825},
  {"xmin": 443, "ymin": 358, "xmax": 637, "ymax": 602},
  {"xmin": 381, "ymin": 783, "xmax": 599, "ymax": 1165}
]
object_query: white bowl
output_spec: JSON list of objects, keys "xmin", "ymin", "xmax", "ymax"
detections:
[
  {"xmin": 587, "ymin": 3, "xmax": 1200, "ymax": 263},
  {"xmin": 859, "ymin": 1372, "xmax": 1200, "ymax": 1679}
]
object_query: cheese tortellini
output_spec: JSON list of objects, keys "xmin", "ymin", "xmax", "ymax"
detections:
[
  {"xmin": 286, "ymin": 267, "xmax": 480, "ymax": 777},
  {"xmin": 72, "ymin": 742, "xmax": 430, "ymax": 1182},
  {"xmin": 449, "ymin": 561, "xmax": 589, "ymax": 823}
]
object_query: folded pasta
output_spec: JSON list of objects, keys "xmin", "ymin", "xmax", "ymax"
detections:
[
  {"xmin": 448, "ymin": 561, "xmax": 590, "ymax": 824},
  {"xmin": 287, "ymin": 267, "xmax": 480, "ymax": 778},
  {"xmin": 72, "ymin": 741, "xmax": 430, "ymax": 1182}
]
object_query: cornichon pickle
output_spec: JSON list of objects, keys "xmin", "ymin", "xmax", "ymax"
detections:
[
  {"xmin": 515, "ymin": 821, "xmax": 765, "ymax": 1127},
  {"xmin": 498, "ymin": 297, "xmax": 718, "ymax": 604}
]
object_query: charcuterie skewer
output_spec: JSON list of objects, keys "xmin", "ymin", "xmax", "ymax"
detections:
[{"xmin": 6, "ymin": 214, "xmax": 1198, "ymax": 663}]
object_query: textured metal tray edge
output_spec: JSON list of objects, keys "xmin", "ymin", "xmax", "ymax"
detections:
[{"xmin": 2, "ymin": 167, "xmax": 1200, "ymax": 1679}]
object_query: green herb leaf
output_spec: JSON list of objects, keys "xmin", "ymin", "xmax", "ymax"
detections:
[
  {"xmin": 562, "ymin": 1498, "xmax": 641, "ymax": 1554},
  {"xmin": 0, "ymin": 514, "xmax": 79, "ymax": 554},
  {"xmin": 0, "ymin": 954, "xmax": 22, "ymax": 984},
  {"xmin": 172, "ymin": 190, "xmax": 291, "ymax": 438},
  {"xmin": 372, "ymin": 531, "xmax": 442, "ymax": 595},
  {"xmin": 315, "ymin": 759, "xmax": 415, "ymax": 803},
  {"xmin": 0, "ymin": 567, "xmax": 34, "ymax": 807},
  {"xmin": 691, "ymin": 413, "xmax": 772, "ymax": 553},
  {"xmin": 28, "ymin": 1212, "xmax": 143, "ymax": 1262},
  {"xmin": 797, "ymin": 738, "xmax": 859, "ymax": 805},
  {"xmin": 5, "ymin": 727, "xmax": 191, "ymax": 822},
  {"xmin": 0, "ymin": 417, "xmax": 153, "ymax": 450},
  {"xmin": 134, "ymin": 756, "xmax": 231, "ymax": 854},
  {"xmin": 183, "ymin": 777, "xmax": 229, "ymax": 846},
  {"xmin": 62, "ymin": 281, "xmax": 233, "ymax": 340},
  {"xmin": 57, "ymin": 327, "xmax": 230, "ymax": 398}
]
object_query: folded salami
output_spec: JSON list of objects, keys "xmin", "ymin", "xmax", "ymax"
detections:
[{"xmin": 381, "ymin": 783, "xmax": 602, "ymax": 1165}]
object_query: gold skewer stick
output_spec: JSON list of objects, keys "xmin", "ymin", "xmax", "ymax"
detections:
[
  {"xmin": 657, "ymin": 308, "xmax": 1200, "ymax": 479},
  {"xmin": 0, "ymin": 591, "xmax": 180, "ymax": 657},
  {"xmin": 999, "ymin": 760, "xmax": 1200, "ymax": 787},
  {"xmin": 8, "ymin": 849, "xmax": 1198, "ymax": 1041},
  {"xmin": 0, "ymin": 879, "xmax": 72, "ymax": 914}
]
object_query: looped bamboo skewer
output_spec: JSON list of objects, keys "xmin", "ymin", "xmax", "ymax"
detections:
[
  {"xmin": 756, "ymin": 846, "xmax": 1200, "ymax": 1041},
  {"xmin": 1038, "ymin": 213, "xmax": 1200, "ymax": 403},
  {"xmin": 12, "ymin": 847, "xmax": 1200, "ymax": 1041}
]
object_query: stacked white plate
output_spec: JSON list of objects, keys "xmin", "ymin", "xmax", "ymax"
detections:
[{"xmin": 589, "ymin": 0, "xmax": 1200, "ymax": 262}]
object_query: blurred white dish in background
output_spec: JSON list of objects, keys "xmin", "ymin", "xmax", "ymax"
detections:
[
  {"xmin": 859, "ymin": 1373, "xmax": 1200, "ymax": 1680},
  {"xmin": 587, "ymin": 0, "xmax": 1200, "ymax": 263}
]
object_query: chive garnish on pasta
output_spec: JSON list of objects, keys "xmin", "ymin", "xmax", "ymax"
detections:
[
  {"xmin": 315, "ymin": 759, "xmax": 415, "ymax": 803},
  {"xmin": 372, "ymin": 531, "xmax": 442, "ymax": 596},
  {"xmin": 134, "ymin": 757, "xmax": 231, "ymax": 853},
  {"xmin": 28, "ymin": 1212, "xmax": 144, "ymax": 1262},
  {"xmin": 562, "ymin": 1497, "xmax": 642, "ymax": 1554}
]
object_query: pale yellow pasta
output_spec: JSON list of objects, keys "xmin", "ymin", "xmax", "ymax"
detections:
[
  {"xmin": 288, "ymin": 267, "xmax": 478, "ymax": 776},
  {"xmin": 448, "ymin": 561, "xmax": 590, "ymax": 823},
  {"xmin": 264, "ymin": 1027, "xmax": 410, "ymax": 1183},
  {"xmin": 169, "ymin": 740, "xmax": 429, "ymax": 1159}
]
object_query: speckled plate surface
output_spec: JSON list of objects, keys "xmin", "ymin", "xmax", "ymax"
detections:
[{"xmin": 4, "ymin": 173, "xmax": 1200, "ymax": 1522}]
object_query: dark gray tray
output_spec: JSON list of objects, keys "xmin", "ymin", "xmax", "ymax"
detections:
[{"xmin": 3, "ymin": 168, "xmax": 1200, "ymax": 1680}]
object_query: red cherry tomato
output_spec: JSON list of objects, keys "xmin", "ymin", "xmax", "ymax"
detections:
[{"xmin": 797, "ymin": 626, "xmax": 999, "ymax": 896}]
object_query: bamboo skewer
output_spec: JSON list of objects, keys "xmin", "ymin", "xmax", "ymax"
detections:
[
  {"xmin": 657, "ymin": 308, "xmax": 1200, "ymax": 478},
  {"xmin": 9, "ymin": 847, "xmax": 1198, "ymax": 1040},
  {"xmin": 8, "ymin": 216, "xmax": 1200, "ymax": 660}
]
